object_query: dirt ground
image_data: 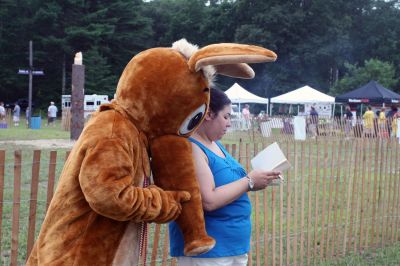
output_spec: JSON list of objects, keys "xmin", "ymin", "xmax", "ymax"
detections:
[{"xmin": 0, "ymin": 139, "xmax": 76, "ymax": 149}]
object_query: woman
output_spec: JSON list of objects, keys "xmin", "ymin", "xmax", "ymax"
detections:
[{"xmin": 169, "ymin": 88, "xmax": 280, "ymax": 265}]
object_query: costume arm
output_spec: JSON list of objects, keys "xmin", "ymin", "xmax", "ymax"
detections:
[{"xmin": 79, "ymin": 138, "xmax": 189, "ymax": 222}]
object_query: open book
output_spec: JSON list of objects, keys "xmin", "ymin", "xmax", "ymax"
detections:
[{"xmin": 251, "ymin": 142, "xmax": 291, "ymax": 185}]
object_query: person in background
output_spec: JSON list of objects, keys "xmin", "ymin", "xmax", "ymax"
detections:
[
  {"xmin": 0, "ymin": 102, "xmax": 6, "ymax": 128},
  {"xmin": 169, "ymin": 88, "xmax": 281, "ymax": 266},
  {"xmin": 25, "ymin": 107, "xmax": 30, "ymax": 125},
  {"xmin": 308, "ymin": 106, "xmax": 319, "ymax": 138},
  {"xmin": 257, "ymin": 110, "xmax": 268, "ymax": 134},
  {"xmin": 47, "ymin": 101, "xmax": 58, "ymax": 127},
  {"xmin": 257, "ymin": 110, "xmax": 267, "ymax": 120},
  {"xmin": 378, "ymin": 107, "xmax": 387, "ymax": 137},
  {"xmin": 241, "ymin": 104, "xmax": 251, "ymax": 130},
  {"xmin": 387, "ymin": 105, "xmax": 398, "ymax": 136},
  {"xmin": 363, "ymin": 106, "xmax": 375, "ymax": 138},
  {"xmin": 390, "ymin": 106, "xmax": 399, "ymax": 138},
  {"xmin": 0, "ymin": 102, "xmax": 5, "ymax": 121},
  {"xmin": 344, "ymin": 105, "xmax": 353, "ymax": 138},
  {"xmin": 13, "ymin": 102, "xmax": 20, "ymax": 127}
]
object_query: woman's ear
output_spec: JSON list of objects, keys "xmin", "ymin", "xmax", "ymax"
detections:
[{"xmin": 204, "ymin": 111, "xmax": 214, "ymax": 121}]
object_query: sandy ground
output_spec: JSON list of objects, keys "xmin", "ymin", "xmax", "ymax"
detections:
[{"xmin": 0, "ymin": 139, "xmax": 76, "ymax": 149}]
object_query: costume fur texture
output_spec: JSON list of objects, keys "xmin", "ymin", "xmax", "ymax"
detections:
[{"xmin": 27, "ymin": 39, "xmax": 277, "ymax": 265}]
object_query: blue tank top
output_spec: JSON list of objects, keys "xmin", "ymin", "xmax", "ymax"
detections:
[{"xmin": 169, "ymin": 138, "xmax": 252, "ymax": 258}]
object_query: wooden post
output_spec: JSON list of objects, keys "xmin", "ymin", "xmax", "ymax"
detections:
[
  {"xmin": 331, "ymin": 140, "xmax": 343, "ymax": 257},
  {"xmin": 319, "ymin": 140, "xmax": 328, "ymax": 258},
  {"xmin": 263, "ymin": 189, "xmax": 269, "ymax": 265},
  {"xmin": 313, "ymin": 141, "xmax": 321, "ymax": 260},
  {"xmin": 293, "ymin": 141, "xmax": 298, "ymax": 265},
  {"xmin": 394, "ymin": 142, "xmax": 400, "ymax": 241},
  {"xmin": 253, "ymin": 143, "xmax": 260, "ymax": 266},
  {"xmin": 326, "ymin": 140, "xmax": 336, "ymax": 257},
  {"xmin": 71, "ymin": 63, "xmax": 85, "ymax": 140},
  {"xmin": 343, "ymin": 140, "xmax": 355, "ymax": 255},
  {"xmin": 46, "ymin": 151, "xmax": 57, "ymax": 211},
  {"xmin": 359, "ymin": 138, "xmax": 367, "ymax": 251},
  {"xmin": 0, "ymin": 150, "xmax": 5, "ymax": 258},
  {"xmin": 161, "ymin": 227, "xmax": 169, "ymax": 265},
  {"xmin": 306, "ymin": 141, "xmax": 313, "ymax": 265},
  {"xmin": 11, "ymin": 151, "xmax": 21, "ymax": 266},
  {"xmin": 300, "ymin": 141, "xmax": 306, "ymax": 266},
  {"xmin": 285, "ymin": 141, "xmax": 291, "ymax": 265},
  {"xmin": 371, "ymin": 140, "xmax": 380, "ymax": 245},
  {"xmin": 26, "ymin": 150, "xmax": 41, "ymax": 259}
]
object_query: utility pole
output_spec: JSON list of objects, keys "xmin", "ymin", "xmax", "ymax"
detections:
[{"xmin": 18, "ymin": 41, "xmax": 44, "ymax": 128}]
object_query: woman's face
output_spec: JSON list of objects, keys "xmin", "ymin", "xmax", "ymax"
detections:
[{"xmin": 206, "ymin": 104, "xmax": 232, "ymax": 140}]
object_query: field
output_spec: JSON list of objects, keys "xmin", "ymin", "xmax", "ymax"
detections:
[
  {"xmin": 1, "ymin": 120, "xmax": 400, "ymax": 265},
  {"xmin": 0, "ymin": 119, "xmax": 69, "ymax": 142}
]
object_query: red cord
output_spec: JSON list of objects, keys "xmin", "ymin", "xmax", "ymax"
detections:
[{"xmin": 139, "ymin": 175, "xmax": 149, "ymax": 265}]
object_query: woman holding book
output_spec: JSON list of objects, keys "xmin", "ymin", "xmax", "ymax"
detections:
[{"xmin": 169, "ymin": 88, "xmax": 281, "ymax": 266}]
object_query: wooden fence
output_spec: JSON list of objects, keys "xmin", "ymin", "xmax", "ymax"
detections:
[
  {"xmin": 1, "ymin": 138, "xmax": 400, "ymax": 265},
  {"xmin": 226, "ymin": 116, "xmax": 400, "ymax": 143}
]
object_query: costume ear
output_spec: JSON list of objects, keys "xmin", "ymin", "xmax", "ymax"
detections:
[{"xmin": 188, "ymin": 43, "xmax": 277, "ymax": 79}]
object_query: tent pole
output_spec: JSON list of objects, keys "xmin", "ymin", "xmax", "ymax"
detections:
[{"xmin": 269, "ymin": 102, "xmax": 272, "ymax": 116}]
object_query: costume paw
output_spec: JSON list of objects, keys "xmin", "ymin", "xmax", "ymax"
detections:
[{"xmin": 184, "ymin": 236, "xmax": 216, "ymax": 256}]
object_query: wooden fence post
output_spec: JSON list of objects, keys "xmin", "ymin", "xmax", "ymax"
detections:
[
  {"xmin": 0, "ymin": 150, "xmax": 5, "ymax": 259},
  {"xmin": 26, "ymin": 150, "xmax": 41, "ymax": 259},
  {"xmin": 46, "ymin": 151, "xmax": 57, "ymax": 212},
  {"xmin": 11, "ymin": 151, "xmax": 21, "ymax": 266}
]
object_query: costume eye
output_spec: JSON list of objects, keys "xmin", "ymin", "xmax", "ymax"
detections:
[{"xmin": 179, "ymin": 104, "xmax": 206, "ymax": 135}]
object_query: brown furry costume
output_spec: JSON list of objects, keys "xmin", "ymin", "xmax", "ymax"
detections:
[{"xmin": 26, "ymin": 39, "xmax": 276, "ymax": 265}]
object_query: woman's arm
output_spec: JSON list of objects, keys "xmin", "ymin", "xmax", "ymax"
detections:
[{"xmin": 192, "ymin": 143, "xmax": 280, "ymax": 211}]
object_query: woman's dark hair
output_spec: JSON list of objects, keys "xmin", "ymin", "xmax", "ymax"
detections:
[{"xmin": 209, "ymin": 88, "xmax": 231, "ymax": 115}]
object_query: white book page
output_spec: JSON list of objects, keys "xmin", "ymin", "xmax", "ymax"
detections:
[{"xmin": 251, "ymin": 142, "xmax": 291, "ymax": 185}]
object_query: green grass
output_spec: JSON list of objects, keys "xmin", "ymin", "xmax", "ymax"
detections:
[
  {"xmin": 0, "ymin": 148, "xmax": 69, "ymax": 264},
  {"xmin": 318, "ymin": 242, "xmax": 400, "ymax": 265},
  {"xmin": 1, "ymin": 125, "xmax": 400, "ymax": 265},
  {"xmin": 0, "ymin": 119, "xmax": 69, "ymax": 140}
]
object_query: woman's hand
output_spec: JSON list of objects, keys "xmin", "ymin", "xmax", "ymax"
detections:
[{"xmin": 247, "ymin": 170, "xmax": 281, "ymax": 191}]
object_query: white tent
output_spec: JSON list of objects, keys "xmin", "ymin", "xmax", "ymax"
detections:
[
  {"xmin": 270, "ymin": 85, "xmax": 334, "ymax": 104},
  {"xmin": 225, "ymin": 83, "xmax": 269, "ymax": 104},
  {"xmin": 225, "ymin": 83, "xmax": 269, "ymax": 131},
  {"xmin": 270, "ymin": 85, "xmax": 335, "ymax": 116}
]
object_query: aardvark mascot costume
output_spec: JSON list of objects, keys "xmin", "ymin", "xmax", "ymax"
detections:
[{"xmin": 27, "ymin": 39, "xmax": 277, "ymax": 265}]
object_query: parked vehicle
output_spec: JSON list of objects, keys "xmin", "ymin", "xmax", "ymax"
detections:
[{"xmin": 62, "ymin": 94, "xmax": 109, "ymax": 118}]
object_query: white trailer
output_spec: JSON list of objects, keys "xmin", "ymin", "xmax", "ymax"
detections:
[{"xmin": 62, "ymin": 94, "xmax": 109, "ymax": 118}]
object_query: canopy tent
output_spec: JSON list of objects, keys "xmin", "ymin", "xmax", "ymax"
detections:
[
  {"xmin": 270, "ymin": 85, "xmax": 335, "ymax": 104},
  {"xmin": 225, "ymin": 83, "xmax": 269, "ymax": 131},
  {"xmin": 225, "ymin": 83, "xmax": 269, "ymax": 104},
  {"xmin": 335, "ymin": 80, "xmax": 400, "ymax": 104},
  {"xmin": 270, "ymin": 85, "xmax": 335, "ymax": 116}
]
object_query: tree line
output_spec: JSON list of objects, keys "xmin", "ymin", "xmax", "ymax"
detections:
[{"xmin": 1, "ymin": 0, "xmax": 400, "ymax": 110}]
